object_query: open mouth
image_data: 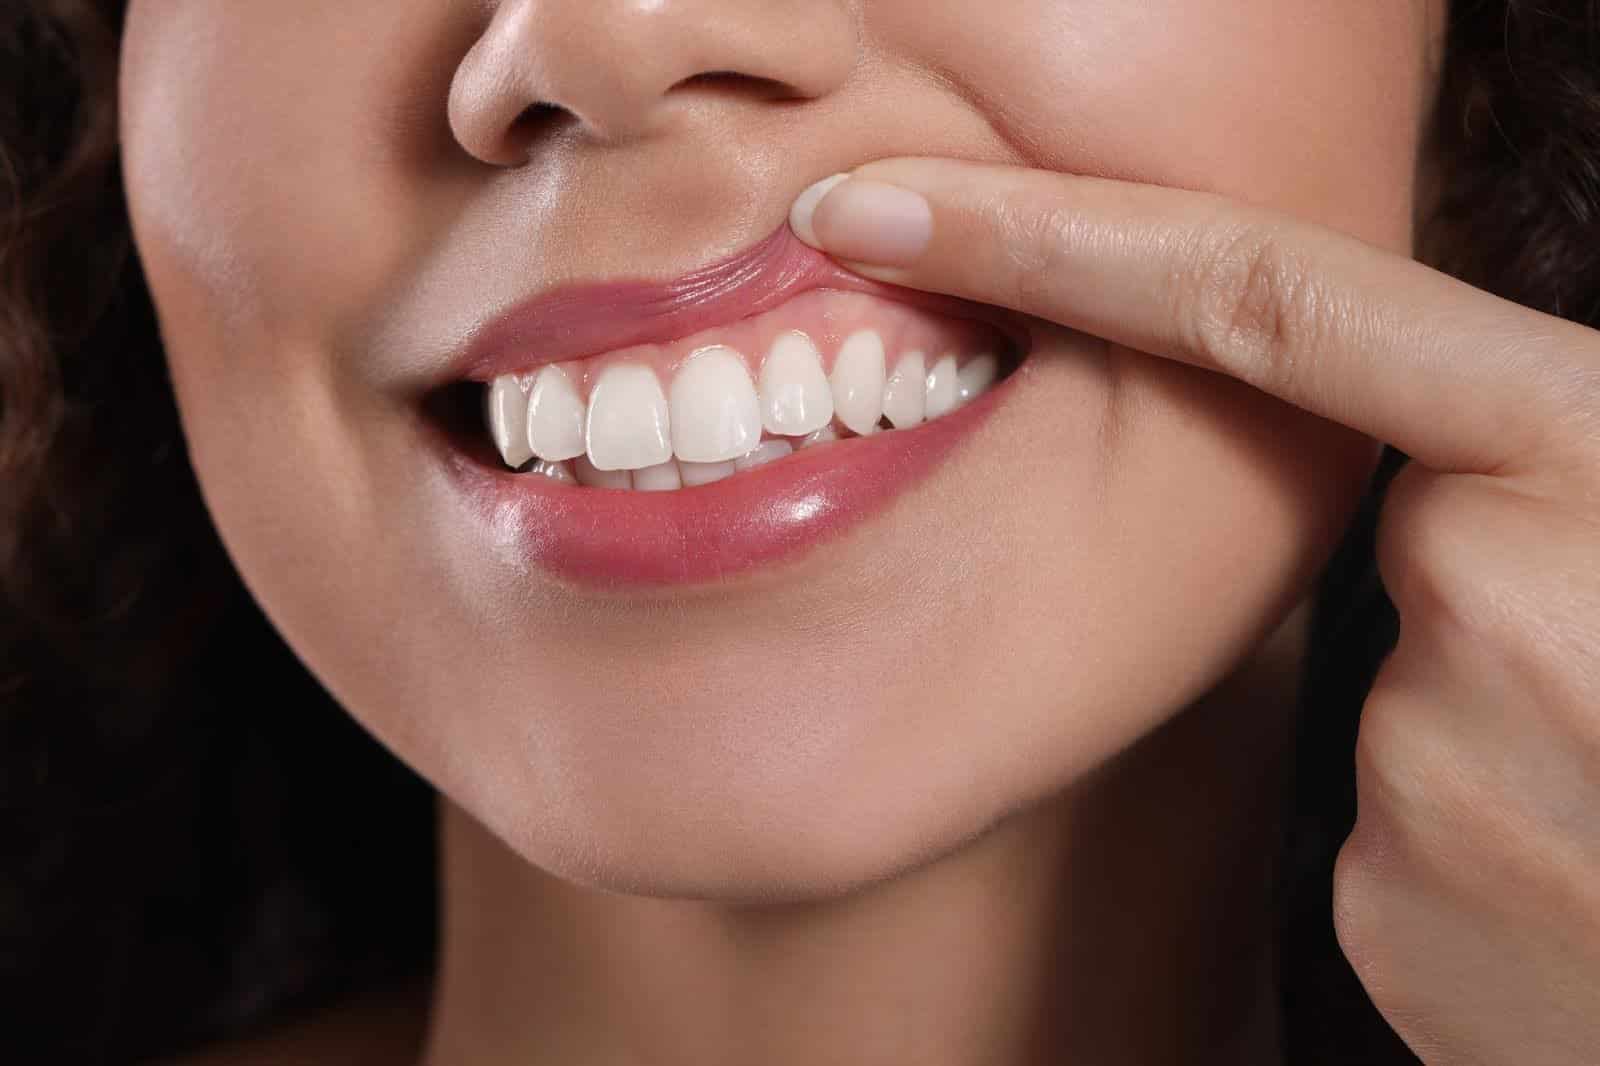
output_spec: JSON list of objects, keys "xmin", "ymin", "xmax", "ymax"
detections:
[
  {"xmin": 456, "ymin": 288, "xmax": 1021, "ymax": 488},
  {"xmin": 420, "ymin": 231, "xmax": 1030, "ymax": 588}
]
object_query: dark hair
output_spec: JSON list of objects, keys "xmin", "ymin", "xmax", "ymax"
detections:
[{"xmin": 2, "ymin": 1, "xmax": 1597, "ymax": 1062}]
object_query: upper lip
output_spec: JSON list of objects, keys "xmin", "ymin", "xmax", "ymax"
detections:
[{"xmin": 449, "ymin": 226, "xmax": 1028, "ymax": 384}]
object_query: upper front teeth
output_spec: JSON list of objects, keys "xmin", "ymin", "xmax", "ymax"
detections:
[
  {"xmin": 924, "ymin": 353, "xmax": 960, "ymax": 419},
  {"xmin": 759, "ymin": 332, "xmax": 833, "ymax": 435},
  {"xmin": 486, "ymin": 327, "xmax": 1003, "ymax": 476},
  {"xmin": 487, "ymin": 375, "xmax": 535, "ymax": 468},
  {"xmin": 830, "ymin": 330, "xmax": 888, "ymax": 437},
  {"xmin": 669, "ymin": 346, "xmax": 763, "ymax": 464},
  {"xmin": 526, "ymin": 365, "xmax": 586, "ymax": 462},
  {"xmin": 586, "ymin": 364, "xmax": 671, "ymax": 470},
  {"xmin": 882, "ymin": 350, "xmax": 927, "ymax": 429}
]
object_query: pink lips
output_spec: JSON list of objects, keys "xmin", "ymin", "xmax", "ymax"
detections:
[
  {"xmin": 453, "ymin": 228, "xmax": 1026, "ymax": 382},
  {"xmin": 436, "ymin": 226, "xmax": 1027, "ymax": 589}
]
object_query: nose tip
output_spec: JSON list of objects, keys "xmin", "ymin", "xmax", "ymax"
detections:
[{"xmin": 449, "ymin": 0, "xmax": 855, "ymax": 165}]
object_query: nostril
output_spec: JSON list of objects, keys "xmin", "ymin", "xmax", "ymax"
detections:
[
  {"xmin": 669, "ymin": 70, "xmax": 804, "ymax": 103},
  {"xmin": 512, "ymin": 100, "xmax": 573, "ymax": 139}
]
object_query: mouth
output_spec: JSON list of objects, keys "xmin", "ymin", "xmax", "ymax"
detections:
[{"xmin": 421, "ymin": 228, "xmax": 1030, "ymax": 588}]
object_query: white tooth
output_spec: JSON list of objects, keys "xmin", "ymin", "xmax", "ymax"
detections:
[
  {"xmin": 733, "ymin": 439, "xmax": 794, "ymax": 471},
  {"xmin": 632, "ymin": 460, "xmax": 682, "ymax": 492},
  {"xmin": 526, "ymin": 364, "xmax": 586, "ymax": 461},
  {"xmin": 669, "ymin": 345, "xmax": 762, "ymax": 463},
  {"xmin": 829, "ymin": 329, "xmax": 886, "ymax": 436},
  {"xmin": 528, "ymin": 459, "xmax": 577, "ymax": 484},
  {"xmin": 955, "ymin": 354, "xmax": 999, "ymax": 407},
  {"xmin": 758, "ymin": 331, "xmax": 833, "ymax": 436},
  {"xmin": 882, "ymin": 350, "xmax": 927, "ymax": 429},
  {"xmin": 486, "ymin": 375, "xmax": 534, "ymax": 468},
  {"xmin": 678, "ymin": 460, "xmax": 736, "ymax": 486},
  {"xmin": 795, "ymin": 425, "xmax": 838, "ymax": 449},
  {"xmin": 585, "ymin": 364, "xmax": 671, "ymax": 471},
  {"xmin": 573, "ymin": 454, "xmax": 633, "ymax": 489},
  {"xmin": 924, "ymin": 353, "xmax": 960, "ymax": 419}
]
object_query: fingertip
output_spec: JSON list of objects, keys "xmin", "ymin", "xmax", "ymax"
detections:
[
  {"xmin": 789, "ymin": 173, "xmax": 852, "ymax": 250},
  {"xmin": 792, "ymin": 177, "xmax": 934, "ymax": 266}
]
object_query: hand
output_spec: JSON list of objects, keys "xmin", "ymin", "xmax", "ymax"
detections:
[{"xmin": 790, "ymin": 158, "xmax": 1600, "ymax": 1064}]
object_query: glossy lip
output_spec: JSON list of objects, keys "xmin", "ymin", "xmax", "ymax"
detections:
[
  {"xmin": 448, "ymin": 226, "xmax": 1030, "ymax": 384},
  {"xmin": 429, "ymin": 222, "xmax": 1033, "ymax": 590},
  {"xmin": 434, "ymin": 360, "xmax": 1025, "ymax": 590}
]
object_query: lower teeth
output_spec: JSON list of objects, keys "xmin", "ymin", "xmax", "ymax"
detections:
[{"xmin": 534, "ymin": 428, "xmax": 848, "ymax": 490}]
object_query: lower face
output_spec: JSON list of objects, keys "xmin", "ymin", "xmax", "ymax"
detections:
[{"xmin": 120, "ymin": 0, "xmax": 1439, "ymax": 897}]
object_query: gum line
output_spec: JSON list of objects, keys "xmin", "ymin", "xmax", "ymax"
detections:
[{"xmin": 481, "ymin": 288, "xmax": 1006, "ymax": 396}]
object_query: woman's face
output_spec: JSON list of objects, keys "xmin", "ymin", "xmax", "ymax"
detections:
[{"xmin": 121, "ymin": 0, "xmax": 1441, "ymax": 897}]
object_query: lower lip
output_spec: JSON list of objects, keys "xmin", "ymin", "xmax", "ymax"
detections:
[{"xmin": 436, "ymin": 367, "xmax": 1022, "ymax": 589}]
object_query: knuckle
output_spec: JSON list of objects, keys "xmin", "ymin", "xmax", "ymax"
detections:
[
  {"xmin": 1176, "ymin": 219, "xmax": 1328, "ymax": 386},
  {"xmin": 1000, "ymin": 194, "xmax": 1079, "ymax": 311},
  {"xmin": 1351, "ymin": 675, "xmax": 1436, "ymax": 824},
  {"xmin": 1377, "ymin": 469, "xmax": 1600, "ymax": 707},
  {"xmin": 1528, "ymin": 340, "xmax": 1600, "ymax": 479},
  {"xmin": 1352, "ymin": 652, "xmax": 1481, "ymax": 845},
  {"xmin": 1330, "ymin": 825, "xmax": 1398, "ymax": 989},
  {"xmin": 1373, "ymin": 466, "xmax": 1493, "ymax": 642}
]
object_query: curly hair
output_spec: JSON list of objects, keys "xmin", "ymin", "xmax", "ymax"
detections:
[{"xmin": 2, "ymin": 1, "xmax": 1597, "ymax": 1063}]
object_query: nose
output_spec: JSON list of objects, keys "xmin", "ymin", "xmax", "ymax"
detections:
[{"xmin": 449, "ymin": 0, "xmax": 857, "ymax": 164}]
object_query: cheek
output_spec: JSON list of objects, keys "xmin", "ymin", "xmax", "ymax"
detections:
[
  {"xmin": 119, "ymin": 0, "xmax": 444, "ymax": 356},
  {"xmin": 878, "ymin": 0, "xmax": 1433, "ymax": 249},
  {"xmin": 118, "ymin": 3, "xmax": 427, "ymax": 712}
]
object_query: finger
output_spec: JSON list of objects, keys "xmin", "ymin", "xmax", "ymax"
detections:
[{"xmin": 789, "ymin": 157, "xmax": 1600, "ymax": 479}]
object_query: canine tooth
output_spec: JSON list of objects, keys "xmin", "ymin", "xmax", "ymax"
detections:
[
  {"xmin": 528, "ymin": 458, "xmax": 577, "ymax": 484},
  {"xmin": 678, "ymin": 460, "xmax": 736, "ymax": 486},
  {"xmin": 670, "ymin": 346, "xmax": 762, "ymax": 463},
  {"xmin": 924, "ymin": 353, "xmax": 960, "ymax": 419},
  {"xmin": 882, "ymin": 350, "xmax": 927, "ymax": 429},
  {"xmin": 633, "ymin": 460, "xmax": 682, "ymax": 492},
  {"xmin": 830, "ymin": 329, "xmax": 886, "ymax": 436},
  {"xmin": 486, "ymin": 375, "xmax": 534, "ymax": 468},
  {"xmin": 796, "ymin": 425, "xmax": 838, "ymax": 449},
  {"xmin": 955, "ymin": 354, "xmax": 999, "ymax": 406},
  {"xmin": 586, "ymin": 364, "xmax": 671, "ymax": 471},
  {"xmin": 733, "ymin": 439, "xmax": 794, "ymax": 471},
  {"xmin": 526, "ymin": 365, "xmax": 586, "ymax": 461},
  {"xmin": 574, "ymin": 455, "xmax": 632, "ymax": 489},
  {"xmin": 759, "ymin": 331, "xmax": 833, "ymax": 436}
]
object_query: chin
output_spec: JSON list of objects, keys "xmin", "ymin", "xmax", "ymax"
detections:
[{"xmin": 442, "ymin": 675, "xmax": 1053, "ymax": 905}]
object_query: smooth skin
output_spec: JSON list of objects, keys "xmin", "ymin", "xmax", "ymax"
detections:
[
  {"xmin": 796, "ymin": 159, "xmax": 1600, "ymax": 1062},
  {"xmin": 113, "ymin": 1, "xmax": 1600, "ymax": 1064}
]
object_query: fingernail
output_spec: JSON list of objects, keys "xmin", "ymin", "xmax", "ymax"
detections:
[
  {"xmin": 789, "ymin": 174, "xmax": 933, "ymax": 266},
  {"xmin": 789, "ymin": 173, "xmax": 851, "ymax": 248}
]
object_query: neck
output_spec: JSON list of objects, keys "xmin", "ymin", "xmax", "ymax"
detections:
[{"xmin": 419, "ymin": 601, "xmax": 1308, "ymax": 1066}]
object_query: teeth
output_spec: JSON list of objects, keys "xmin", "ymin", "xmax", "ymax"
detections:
[
  {"xmin": 796, "ymin": 424, "xmax": 838, "ymax": 449},
  {"xmin": 670, "ymin": 346, "xmax": 763, "ymax": 463},
  {"xmin": 632, "ymin": 460, "xmax": 682, "ymax": 492},
  {"xmin": 830, "ymin": 330, "xmax": 887, "ymax": 436},
  {"xmin": 734, "ymin": 439, "xmax": 794, "ymax": 470},
  {"xmin": 486, "ymin": 330, "xmax": 1008, "ymax": 484},
  {"xmin": 924, "ymin": 353, "xmax": 960, "ymax": 420},
  {"xmin": 759, "ymin": 331, "xmax": 834, "ymax": 436},
  {"xmin": 574, "ymin": 454, "xmax": 632, "ymax": 489},
  {"xmin": 487, "ymin": 376, "xmax": 535, "ymax": 468},
  {"xmin": 955, "ymin": 354, "xmax": 998, "ymax": 407},
  {"xmin": 882, "ymin": 350, "xmax": 927, "ymax": 429},
  {"xmin": 586, "ymin": 364, "xmax": 671, "ymax": 471},
  {"xmin": 679, "ymin": 459, "xmax": 736, "ymax": 486},
  {"xmin": 527, "ymin": 458, "xmax": 577, "ymax": 484},
  {"xmin": 526, "ymin": 365, "xmax": 586, "ymax": 461}
]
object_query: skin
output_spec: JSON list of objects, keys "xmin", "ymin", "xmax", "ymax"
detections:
[
  {"xmin": 795, "ymin": 154, "xmax": 1600, "ymax": 1059},
  {"xmin": 116, "ymin": 0, "xmax": 1598, "ymax": 1062}
]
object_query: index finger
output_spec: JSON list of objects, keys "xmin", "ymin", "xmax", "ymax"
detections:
[{"xmin": 789, "ymin": 157, "xmax": 1600, "ymax": 479}]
